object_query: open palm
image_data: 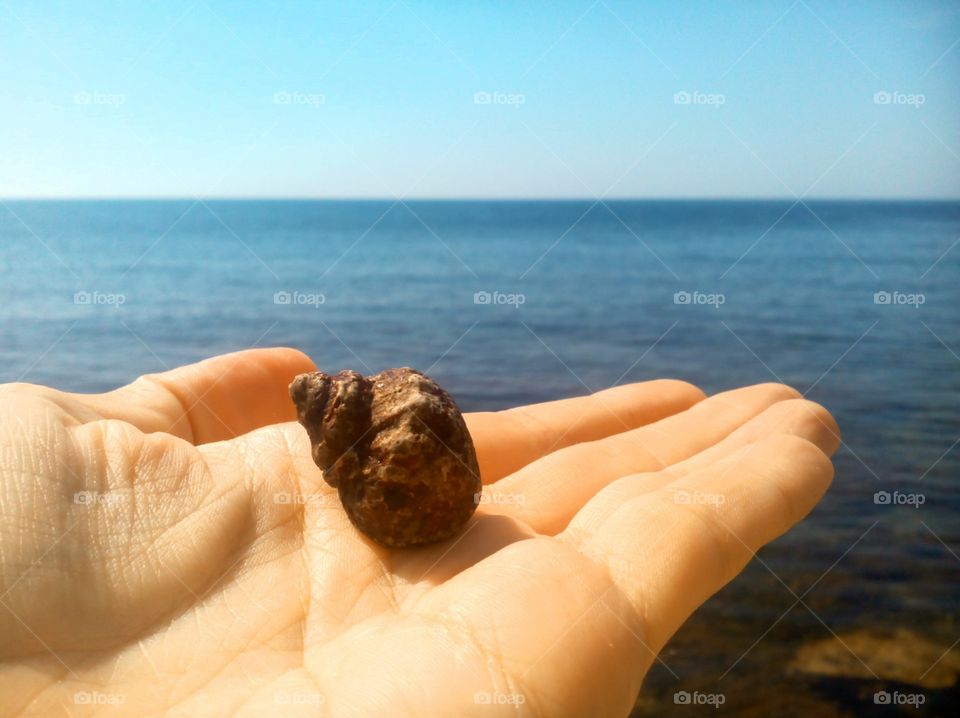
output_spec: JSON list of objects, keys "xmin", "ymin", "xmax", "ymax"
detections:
[{"xmin": 0, "ymin": 349, "xmax": 839, "ymax": 717}]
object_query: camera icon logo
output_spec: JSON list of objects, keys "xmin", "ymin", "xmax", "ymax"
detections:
[
  {"xmin": 474, "ymin": 91, "xmax": 491, "ymax": 105},
  {"xmin": 673, "ymin": 91, "xmax": 691, "ymax": 105},
  {"xmin": 874, "ymin": 291, "xmax": 891, "ymax": 305},
  {"xmin": 74, "ymin": 291, "xmax": 92, "ymax": 305},
  {"xmin": 474, "ymin": 291, "xmax": 492, "ymax": 305},
  {"xmin": 474, "ymin": 691, "xmax": 491, "ymax": 704},
  {"xmin": 874, "ymin": 491, "xmax": 891, "ymax": 505},
  {"xmin": 274, "ymin": 291, "xmax": 291, "ymax": 305},
  {"xmin": 674, "ymin": 291, "xmax": 691, "ymax": 305},
  {"xmin": 874, "ymin": 691, "xmax": 891, "ymax": 704},
  {"xmin": 673, "ymin": 690, "xmax": 691, "ymax": 704},
  {"xmin": 873, "ymin": 91, "xmax": 891, "ymax": 105}
]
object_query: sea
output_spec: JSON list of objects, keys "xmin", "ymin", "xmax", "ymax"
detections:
[{"xmin": 1, "ymin": 199, "xmax": 957, "ymax": 715}]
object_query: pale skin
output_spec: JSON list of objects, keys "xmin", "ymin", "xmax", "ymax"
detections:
[{"xmin": 0, "ymin": 348, "xmax": 840, "ymax": 717}]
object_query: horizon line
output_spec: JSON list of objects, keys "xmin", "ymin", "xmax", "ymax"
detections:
[{"xmin": 3, "ymin": 195, "xmax": 959, "ymax": 202}]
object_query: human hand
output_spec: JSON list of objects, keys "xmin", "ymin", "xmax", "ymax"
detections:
[{"xmin": 0, "ymin": 349, "xmax": 838, "ymax": 717}]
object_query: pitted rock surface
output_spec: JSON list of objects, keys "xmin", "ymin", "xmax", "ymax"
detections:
[{"xmin": 290, "ymin": 368, "xmax": 481, "ymax": 548}]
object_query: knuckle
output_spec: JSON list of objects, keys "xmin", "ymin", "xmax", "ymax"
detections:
[
  {"xmin": 756, "ymin": 382, "xmax": 803, "ymax": 402},
  {"xmin": 762, "ymin": 433, "xmax": 835, "ymax": 487},
  {"xmin": 651, "ymin": 378, "xmax": 707, "ymax": 402},
  {"xmin": 778, "ymin": 398, "xmax": 835, "ymax": 428},
  {"xmin": 761, "ymin": 431, "xmax": 822, "ymax": 457},
  {"xmin": 663, "ymin": 495, "xmax": 741, "ymax": 585}
]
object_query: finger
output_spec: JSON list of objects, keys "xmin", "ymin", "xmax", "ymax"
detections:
[
  {"xmin": 565, "ymin": 398, "xmax": 839, "ymax": 536},
  {"xmin": 465, "ymin": 379, "xmax": 705, "ymax": 483},
  {"xmin": 489, "ymin": 382, "xmax": 801, "ymax": 534},
  {"xmin": 69, "ymin": 347, "xmax": 316, "ymax": 444},
  {"xmin": 563, "ymin": 434, "xmax": 834, "ymax": 653}
]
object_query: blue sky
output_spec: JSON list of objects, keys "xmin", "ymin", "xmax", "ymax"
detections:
[{"xmin": 1, "ymin": 0, "xmax": 958, "ymax": 198}]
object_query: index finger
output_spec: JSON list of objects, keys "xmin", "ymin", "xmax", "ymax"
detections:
[{"xmin": 465, "ymin": 379, "xmax": 705, "ymax": 483}]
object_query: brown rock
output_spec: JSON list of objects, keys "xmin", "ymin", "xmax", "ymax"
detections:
[{"xmin": 289, "ymin": 367, "xmax": 482, "ymax": 548}]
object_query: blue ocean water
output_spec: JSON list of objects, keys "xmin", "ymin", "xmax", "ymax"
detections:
[{"xmin": 1, "ymin": 200, "xmax": 957, "ymax": 708}]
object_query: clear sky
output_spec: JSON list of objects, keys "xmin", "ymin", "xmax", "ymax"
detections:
[{"xmin": 1, "ymin": 0, "xmax": 958, "ymax": 199}]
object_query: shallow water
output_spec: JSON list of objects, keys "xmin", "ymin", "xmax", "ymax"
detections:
[{"xmin": 1, "ymin": 199, "xmax": 957, "ymax": 713}]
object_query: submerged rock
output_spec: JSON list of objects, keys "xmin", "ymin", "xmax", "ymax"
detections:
[{"xmin": 788, "ymin": 627, "xmax": 960, "ymax": 689}]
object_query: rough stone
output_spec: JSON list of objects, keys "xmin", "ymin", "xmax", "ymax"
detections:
[{"xmin": 290, "ymin": 367, "xmax": 481, "ymax": 548}]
